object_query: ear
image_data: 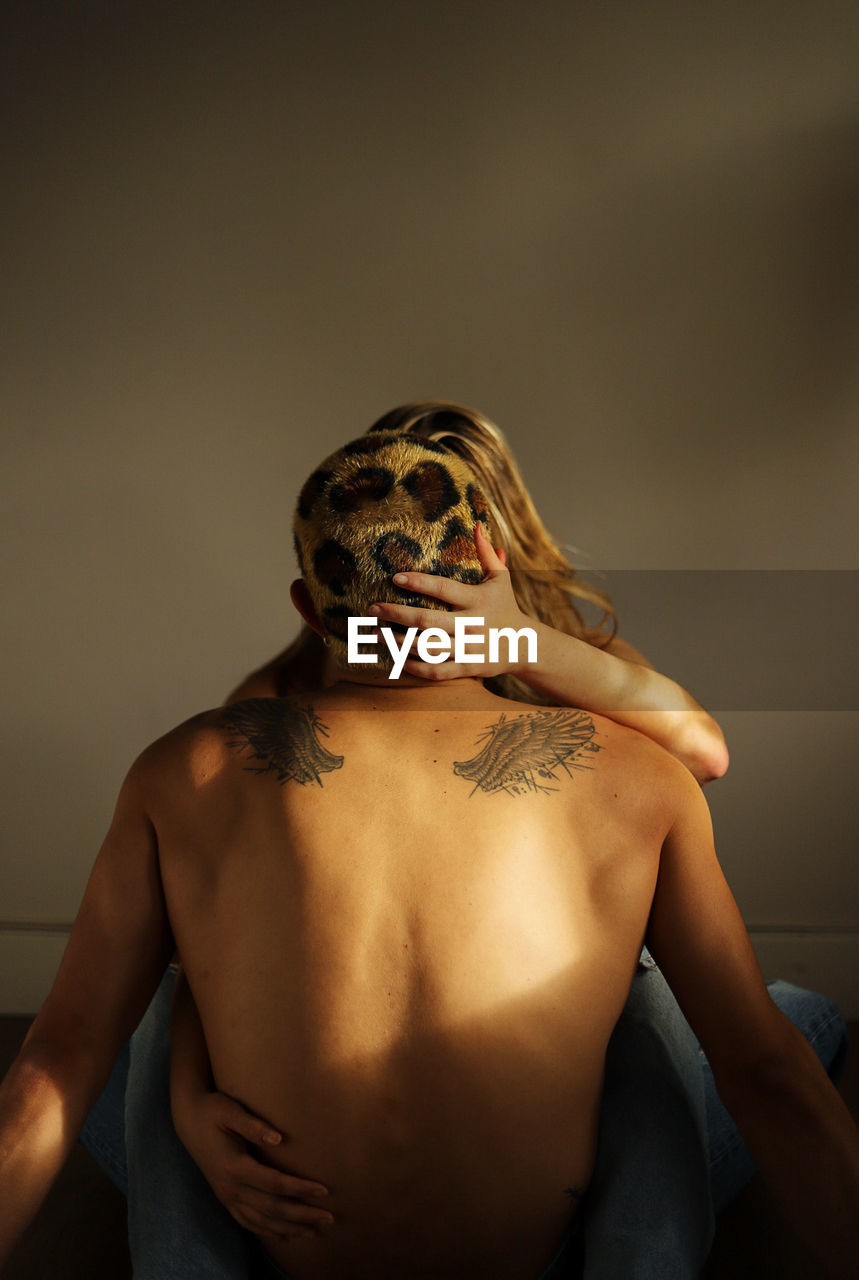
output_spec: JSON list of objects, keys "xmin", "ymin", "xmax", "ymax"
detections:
[{"xmin": 289, "ymin": 579, "xmax": 327, "ymax": 639}]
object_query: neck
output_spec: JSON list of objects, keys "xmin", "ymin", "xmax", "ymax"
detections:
[{"xmin": 319, "ymin": 655, "xmax": 499, "ymax": 709}]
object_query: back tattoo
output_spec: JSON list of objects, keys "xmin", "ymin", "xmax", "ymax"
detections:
[
  {"xmin": 453, "ymin": 709, "xmax": 602, "ymax": 798},
  {"xmin": 219, "ymin": 699, "xmax": 343, "ymax": 787},
  {"xmin": 218, "ymin": 700, "xmax": 601, "ymax": 797}
]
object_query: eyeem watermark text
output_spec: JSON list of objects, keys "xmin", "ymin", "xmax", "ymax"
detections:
[{"xmin": 348, "ymin": 616, "xmax": 538, "ymax": 679}]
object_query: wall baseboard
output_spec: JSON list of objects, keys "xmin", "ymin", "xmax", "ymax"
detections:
[{"xmin": 1, "ymin": 928, "xmax": 857, "ymax": 1020}]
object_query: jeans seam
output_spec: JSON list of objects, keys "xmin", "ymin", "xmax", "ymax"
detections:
[{"xmin": 805, "ymin": 1008, "xmax": 843, "ymax": 1048}]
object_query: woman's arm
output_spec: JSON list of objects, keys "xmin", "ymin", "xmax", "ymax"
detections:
[
  {"xmin": 369, "ymin": 522, "xmax": 729, "ymax": 784},
  {"xmin": 518, "ymin": 621, "xmax": 729, "ymax": 784},
  {"xmin": 169, "ymin": 970, "xmax": 332, "ymax": 1241}
]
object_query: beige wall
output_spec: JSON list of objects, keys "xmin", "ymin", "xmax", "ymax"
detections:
[{"xmin": 2, "ymin": 2, "xmax": 857, "ymax": 1013}]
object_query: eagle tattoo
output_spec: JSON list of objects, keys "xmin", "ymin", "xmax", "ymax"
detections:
[
  {"xmin": 453, "ymin": 709, "xmax": 602, "ymax": 797},
  {"xmin": 219, "ymin": 699, "xmax": 344, "ymax": 787}
]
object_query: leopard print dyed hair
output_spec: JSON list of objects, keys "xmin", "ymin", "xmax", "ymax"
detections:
[{"xmin": 293, "ymin": 433, "xmax": 495, "ymax": 669}]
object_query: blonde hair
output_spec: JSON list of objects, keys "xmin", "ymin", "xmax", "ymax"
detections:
[{"xmin": 279, "ymin": 402, "xmax": 617, "ymax": 705}]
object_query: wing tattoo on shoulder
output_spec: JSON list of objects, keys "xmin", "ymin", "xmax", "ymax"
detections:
[
  {"xmin": 219, "ymin": 699, "xmax": 344, "ymax": 787},
  {"xmin": 453, "ymin": 709, "xmax": 602, "ymax": 797}
]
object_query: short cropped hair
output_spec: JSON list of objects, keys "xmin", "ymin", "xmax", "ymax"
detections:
[{"xmin": 293, "ymin": 432, "xmax": 495, "ymax": 669}]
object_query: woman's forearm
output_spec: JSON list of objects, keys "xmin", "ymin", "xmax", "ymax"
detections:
[
  {"xmin": 227, "ymin": 624, "xmax": 728, "ymax": 783},
  {"xmin": 518, "ymin": 622, "xmax": 729, "ymax": 783},
  {"xmin": 360, "ymin": 530, "xmax": 729, "ymax": 783}
]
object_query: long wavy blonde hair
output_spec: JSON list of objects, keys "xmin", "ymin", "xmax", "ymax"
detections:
[{"xmin": 277, "ymin": 401, "xmax": 617, "ymax": 705}]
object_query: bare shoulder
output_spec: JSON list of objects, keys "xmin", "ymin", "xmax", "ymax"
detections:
[
  {"xmin": 551, "ymin": 703, "xmax": 685, "ymax": 780},
  {"xmin": 127, "ymin": 707, "xmax": 233, "ymax": 796},
  {"xmin": 557, "ymin": 703, "xmax": 696, "ymax": 825},
  {"xmin": 599, "ymin": 713, "xmax": 696, "ymax": 817},
  {"xmin": 463, "ymin": 696, "xmax": 685, "ymax": 817},
  {"xmin": 135, "ymin": 698, "xmax": 346, "ymax": 794}
]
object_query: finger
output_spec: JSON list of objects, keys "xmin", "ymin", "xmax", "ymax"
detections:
[
  {"xmin": 474, "ymin": 521, "xmax": 506, "ymax": 575},
  {"xmin": 368, "ymin": 602, "xmax": 454, "ymax": 633},
  {"xmin": 235, "ymin": 1185, "xmax": 335, "ymax": 1228},
  {"xmin": 496, "ymin": 547, "xmax": 507, "ymax": 566},
  {"xmin": 230, "ymin": 1207, "xmax": 279, "ymax": 1237},
  {"xmin": 231, "ymin": 1210, "xmax": 295, "ymax": 1241},
  {"xmin": 217, "ymin": 1095, "xmax": 283, "ymax": 1148},
  {"xmin": 235, "ymin": 1155, "xmax": 329, "ymax": 1200},
  {"xmin": 389, "ymin": 571, "xmax": 476, "ymax": 609},
  {"xmin": 399, "ymin": 658, "xmax": 462, "ymax": 681},
  {"xmin": 232, "ymin": 1205, "xmax": 318, "ymax": 1241}
]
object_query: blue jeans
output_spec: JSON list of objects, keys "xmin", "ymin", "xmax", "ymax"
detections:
[
  {"xmin": 81, "ymin": 962, "xmax": 848, "ymax": 1279},
  {"xmin": 584, "ymin": 952, "xmax": 714, "ymax": 1279},
  {"xmin": 125, "ymin": 969, "xmax": 253, "ymax": 1280}
]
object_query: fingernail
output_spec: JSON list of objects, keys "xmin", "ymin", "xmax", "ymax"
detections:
[
  {"xmin": 262, "ymin": 1130, "xmax": 281, "ymax": 1145},
  {"xmin": 393, "ymin": 573, "xmax": 407, "ymax": 583},
  {"xmin": 368, "ymin": 604, "xmax": 381, "ymax": 614}
]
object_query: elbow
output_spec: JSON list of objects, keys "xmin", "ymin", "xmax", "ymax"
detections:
[
  {"xmin": 709, "ymin": 1011, "xmax": 820, "ymax": 1107},
  {"xmin": 688, "ymin": 722, "xmax": 730, "ymax": 785},
  {"xmin": 697, "ymin": 739, "xmax": 730, "ymax": 785},
  {"xmin": 709, "ymin": 1042, "xmax": 784, "ymax": 1122}
]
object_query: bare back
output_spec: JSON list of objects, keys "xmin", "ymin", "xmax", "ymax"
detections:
[{"xmin": 148, "ymin": 682, "xmax": 677, "ymax": 1280}]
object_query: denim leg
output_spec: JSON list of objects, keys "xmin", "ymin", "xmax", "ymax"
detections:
[
  {"xmin": 705, "ymin": 980, "xmax": 849, "ymax": 1214},
  {"xmin": 583, "ymin": 956, "xmax": 714, "ymax": 1280},
  {"xmin": 79, "ymin": 1039, "xmax": 130, "ymax": 1196},
  {"xmin": 125, "ymin": 967, "xmax": 253, "ymax": 1280}
]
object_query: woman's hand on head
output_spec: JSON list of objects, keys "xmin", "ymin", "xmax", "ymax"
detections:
[
  {"xmin": 367, "ymin": 522, "xmax": 531, "ymax": 682},
  {"xmin": 174, "ymin": 1089, "xmax": 333, "ymax": 1241}
]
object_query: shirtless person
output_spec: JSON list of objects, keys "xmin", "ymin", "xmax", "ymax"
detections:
[{"xmin": 1, "ymin": 432, "xmax": 857, "ymax": 1279}]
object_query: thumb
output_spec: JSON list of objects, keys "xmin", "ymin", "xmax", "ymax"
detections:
[{"xmin": 474, "ymin": 521, "xmax": 506, "ymax": 574}]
